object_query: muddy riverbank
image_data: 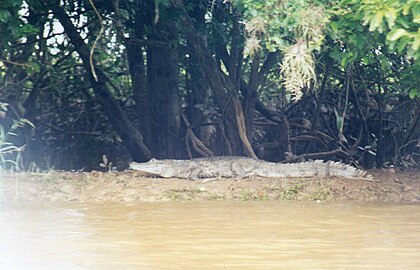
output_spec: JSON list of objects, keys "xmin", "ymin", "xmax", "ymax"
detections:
[{"xmin": 1, "ymin": 169, "xmax": 419, "ymax": 203}]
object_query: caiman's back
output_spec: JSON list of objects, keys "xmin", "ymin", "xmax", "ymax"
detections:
[{"xmin": 130, "ymin": 156, "xmax": 373, "ymax": 181}]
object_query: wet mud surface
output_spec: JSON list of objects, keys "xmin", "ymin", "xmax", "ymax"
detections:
[{"xmin": 1, "ymin": 169, "xmax": 419, "ymax": 203}]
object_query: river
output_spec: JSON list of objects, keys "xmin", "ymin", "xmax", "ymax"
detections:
[{"xmin": 1, "ymin": 201, "xmax": 419, "ymax": 269}]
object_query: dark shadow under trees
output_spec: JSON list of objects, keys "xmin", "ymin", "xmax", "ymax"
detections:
[{"xmin": 0, "ymin": 0, "xmax": 418, "ymax": 171}]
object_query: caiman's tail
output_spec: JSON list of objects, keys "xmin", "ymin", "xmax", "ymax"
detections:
[
  {"xmin": 322, "ymin": 160, "xmax": 374, "ymax": 181},
  {"xmin": 265, "ymin": 160, "xmax": 375, "ymax": 181}
]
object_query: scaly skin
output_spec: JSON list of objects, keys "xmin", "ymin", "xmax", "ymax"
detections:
[{"xmin": 130, "ymin": 157, "xmax": 374, "ymax": 181}]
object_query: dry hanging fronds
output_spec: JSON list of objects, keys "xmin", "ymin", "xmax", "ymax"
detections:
[
  {"xmin": 244, "ymin": 16, "xmax": 266, "ymax": 58},
  {"xmin": 245, "ymin": 16, "xmax": 266, "ymax": 36},
  {"xmin": 296, "ymin": 5, "xmax": 327, "ymax": 42},
  {"xmin": 244, "ymin": 36, "xmax": 262, "ymax": 57},
  {"xmin": 281, "ymin": 39, "xmax": 316, "ymax": 100}
]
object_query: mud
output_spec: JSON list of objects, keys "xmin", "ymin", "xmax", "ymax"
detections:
[{"xmin": 1, "ymin": 169, "xmax": 419, "ymax": 203}]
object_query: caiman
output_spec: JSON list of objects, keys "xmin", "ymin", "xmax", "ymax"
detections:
[{"xmin": 130, "ymin": 157, "xmax": 374, "ymax": 181}]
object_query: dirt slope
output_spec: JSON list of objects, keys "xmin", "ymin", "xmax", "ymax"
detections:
[{"xmin": 0, "ymin": 169, "xmax": 419, "ymax": 203}]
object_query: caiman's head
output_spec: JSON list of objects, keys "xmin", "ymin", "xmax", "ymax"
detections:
[{"xmin": 130, "ymin": 158, "xmax": 173, "ymax": 177}]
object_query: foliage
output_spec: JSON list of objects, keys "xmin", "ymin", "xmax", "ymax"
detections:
[
  {"xmin": 359, "ymin": 0, "xmax": 420, "ymax": 60},
  {"xmin": 0, "ymin": 118, "xmax": 34, "ymax": 171},
  {"xmin": 329, "ymin": 0, "xmax": 420, "ymax": 97},
  {"xmin": 238, "ymin": 0, "xmax": 419, "ymax": 98},
  {"xmin": 0, "ymin": 0, "xmax": 418, "ymax": 170},
  {"xmin": 0, "ymin": 0, "xmax": 38, "ymax": 49},
  {"xmin": 280, "ymin": 39, "xmax": 316, "ymax": 100},
  {"xmin": 239, "ymin": 0, "xmax": 329, "ymax": 100}
]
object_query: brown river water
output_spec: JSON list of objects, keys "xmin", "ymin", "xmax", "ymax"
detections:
[{"xmin": 1, "ymin": 201, "xmax": 419, "ymax": 269}]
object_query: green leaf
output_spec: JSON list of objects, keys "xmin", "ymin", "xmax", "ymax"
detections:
[
  {"xmin": 408, "ymin": 89, "xmax": 419, "ymax": 99},
  {"xmin": 28, "ymin": 62, "xmax": 40, "ymax": 73},
  {"xmin": 396, "ymin": 16, "xmax": 411, "ymax": 28},
  {"xmin": 250, "ymin": 9, "xmax": 258, "ymax": 17},
  {"xmin": 402, "ymin": 4, "xmax": 411, "ymax": 15},
  {"xmin": 387, "ymin": 28, "xmax": 408, "ymax": 41},
  {"xmin": 368, "ymin": 12, "xmax": 384, "ymax": 32},
  {"xmin": 412, "ymin": 3, "xmax": 420, "ymax": 17},
  {"xmin": 330, "ymin": 21, "xmax": 338, "ymax": 32},
  {"xmin": 412, "ymin": 35, "xmax": 420, "ymax": 51},
  {"xmin": 0, "ymin": 10, "xmax": 11, "ymax": 23},
  {"xmin": 384, "ymin": 8, "xmax": 397, "ymax": 29},
  {"xmin": 334, "ymin": 108, "xmax": 344, "ymax": 132},
  {"xmin": 351, "ymin": 34, "xmax": 365, "ymax": 50},
  {"xmin": 396, "ymin": 36, "xmax": 412, "ymax": 52}
]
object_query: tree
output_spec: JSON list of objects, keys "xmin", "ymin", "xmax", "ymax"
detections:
[{"xmin": 0, "ymin": 0, "xmax": 418, "ymax": 170}]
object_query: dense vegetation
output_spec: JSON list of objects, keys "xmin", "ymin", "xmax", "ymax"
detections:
[{"xmin": 0, "ymin": 0, "xmax": 418, "ymax": 171}]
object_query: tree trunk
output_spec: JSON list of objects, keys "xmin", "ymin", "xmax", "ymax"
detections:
[
  {"xmin": 50, "ymin": 1, "xmax": 152, "ymax": 162},
  {"xmin": 243, "ymin": 55, "xmax": 260, "ymax": 141},
  {"xmin": 255, "ymin": 101, "xmax": 291, "ymax": 161},
  {"xmin": 114, "ymin": 0, "xmax": 153, "ymax": 148},
  {"xmin": 173, "ymin": 1, "xmax": 255, "ymax": 157},
  {"xmin": 126, "ymin": 43, "xmax": 152, "ymax": 147},
  {"xmin": 147, "ymin": 13, "xmax": 183, "ymax": 158}
]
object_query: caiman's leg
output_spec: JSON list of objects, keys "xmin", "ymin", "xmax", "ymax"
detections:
[
  {"xmin": 185, "ymin": 161, "xmax": 203, "ymax": 180},
  {"xmin": 231, "ymin": 162, "xmax": 247, "ymax": 178}
]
